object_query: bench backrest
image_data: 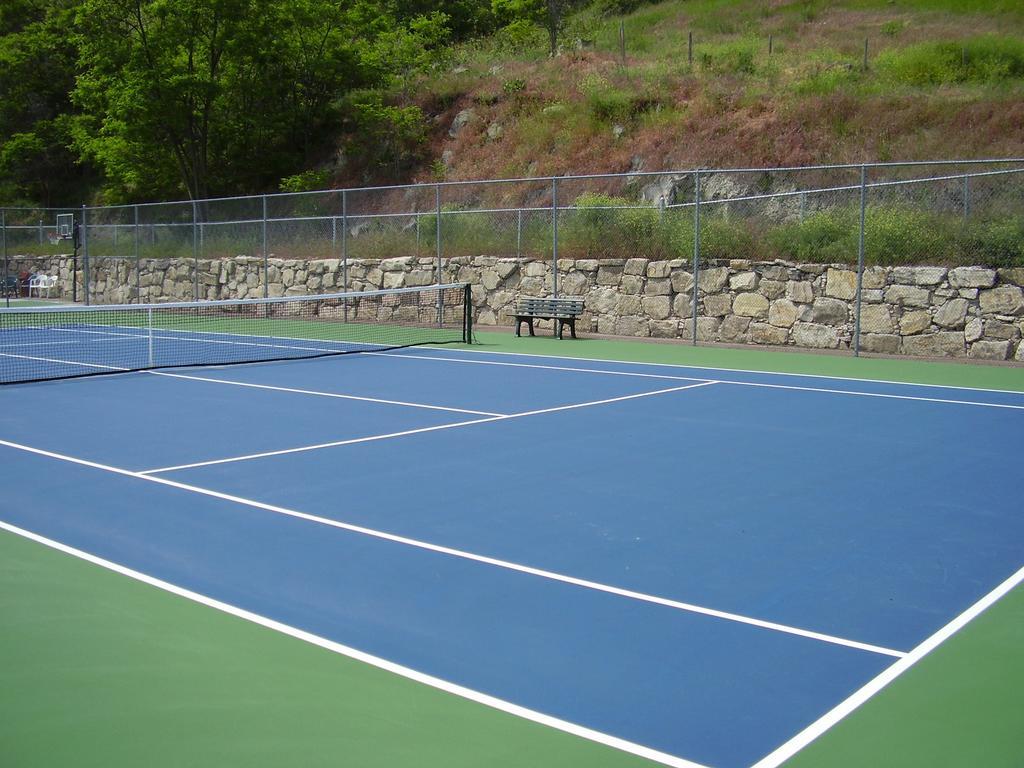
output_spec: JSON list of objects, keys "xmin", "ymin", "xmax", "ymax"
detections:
[{"xmin": 517, "ymin": 297, "xmax": 584, "ymax": 315}]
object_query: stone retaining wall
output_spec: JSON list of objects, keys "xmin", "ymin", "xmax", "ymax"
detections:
[{"xmin": 8, "ymin": 253, "xmax": 1024, "ymax": 361}]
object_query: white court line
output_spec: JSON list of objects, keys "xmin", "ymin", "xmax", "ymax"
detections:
[
  {"xmin": 751, "ymin": 561, "xmax": 1024, "ymax": 768},
  {"xmin": 0, "ymin": 520, "xmax": 707, "ymax": 768},
  {"xmin": 0, "ymin": 350, "xmax": 129, "ymax": 372},
  {"xmin": 0, "ymin": 435, "xmax": 901, "ymax": 658},
  {"xmin": 367, "ymin": 351, "xmax": 1024, "ymax": 410},
  {"xmin": 53, "ymin": 325, "xmax": 354, "ymax": 355},
  {"xmin": 147, "ymin": 371, "xmax": 505, "ymax": 417},
  {"xmin": 139, "ymin": 381, "xmax": 718, "ymax": 474},
  {"xmin": 388, "ymin": 345, "xmax": 1024, "ymax": 397}
]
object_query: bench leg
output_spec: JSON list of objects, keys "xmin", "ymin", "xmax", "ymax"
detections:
[
  {"xmin": 527, "ymin": 318, "xmax": 536, "ymax": 336},
  {"xmin": 568, "ymin": 319, "xmax": 577, "ymax": 339},
  {"xmin": 515, "ymin": 318, "xmax": 522, "ymax": 337},
  {"xmin": 555, "ymin": 319, "xmax": 564, "ymax": 340}
]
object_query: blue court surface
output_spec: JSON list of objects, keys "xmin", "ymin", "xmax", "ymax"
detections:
[{"xmin": 2, "ymin": 345, "xmax": 1023, "ymax": 768}]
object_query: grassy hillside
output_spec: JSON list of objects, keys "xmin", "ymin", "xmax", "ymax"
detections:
[{"xmin": 389, "ymin": 0, "xmax": 1024, "ymax": 185}]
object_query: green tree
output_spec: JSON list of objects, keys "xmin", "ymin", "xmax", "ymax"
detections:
[{"xmin": 492, "ymin": 0, "xmax": 578, "ymax": 57}]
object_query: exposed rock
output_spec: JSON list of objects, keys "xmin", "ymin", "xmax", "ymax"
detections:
[
  {"xmin": 997, "ymin": 268, "xmax": 1024, "ymax": 287},
  {"xmin": 768, "ymin": 299, "xmax": 800, "ymax": 328},
  {"xmin": 645, "ymin": 279, "xmax": 671, "ymax": 296},
  {"xmin": 732, "ymin": 292, "xmax": 769, "ymax": 319},
  {"xmin": 624, "ymin": 258, "xmax": 646, "ymax": 276},
  {"xmin": 649, "ymin": 319, "xmax": 679, "ymax": 338},
  {"xmin": 948, "ymin": 267, "xmax": 996, "ymax": 288},
  {"xmin": 825, "ymin": 268, "xmax": 857, "ymax": 300},
  {"xmin": 448, "ymin": 108, "xmax": 475, "ymax": 138},
  {"xmin": 620, "ymin": 275, "xmax": 643, "ymax": 294},
  {"xmin": 759, "ymin": 279, "xmax": 786, "ymax": 300},
  {"xmin": 486, "ymin": 122, "xmax": 504, "ymax": 141},
  {"xmin": 792, "ymin": 322, "xmax": 840, "ymax": 349},
  {"xmin": 671, "ymin": 270, "xmax": 694, "ymax": 294},
  {"xmin": 902, "ymin": 332, "xmax": 965, "ymax": 358},
  {"xmin": 862, "ymin": 267, "xmax": 887, "ymax": 290},
  {"xmin": 964, "ymin": 317, "xmax": 984, "ymax": 343},
  {"xmin": 696, "ymin": 317, "xmax": 720, "ymax": 341},
  {"xmin": 673, "ymin": 293, "xmax": 694, "ymax": 318},
  {"xmin": 982, "ymin": 320, "xmax": 1021, "ymax": 340},
  {"xmin": 615, "ymin": 316, "xmax": 649, "ymax": 336},
  {"xmin": 698, "ymin": 267, "xmax": 730, "ymax": 293},
  {"xmin": 969, "ymin": 340, "xmax": 1010, "ymax": 360},
  {"xmin": 979, "ymin": 286, "xmax": 1024, "ymax": 315},
  {"xmin": 586, "ymin": 287, "xmax": 618, "ymax": 314},
  {"xmin": 642, "ymin": 296, "xmax": 672, "ymax": 320},
  {"xmin": 597, "ymin": 266, "xmax": 622, "ymax": 286}
]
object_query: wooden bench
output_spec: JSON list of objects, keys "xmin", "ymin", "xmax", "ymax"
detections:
[{"xmin": 514, "ymin": 297, "xmax": 585, "ymax": 340}]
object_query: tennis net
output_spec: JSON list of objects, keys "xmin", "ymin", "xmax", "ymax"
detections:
[{"xmin": 0, "ymin": 283, "xmax": 472, "ymax": 385}]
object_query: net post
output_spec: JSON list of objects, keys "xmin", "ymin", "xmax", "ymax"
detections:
[
  {"xmin": 39, "ymin": 218, "xmax": 44, "ymax": 246},
  {"xmin": 691, "ymin": 169, "xmax": 701, "ymax": 346},
  {"xmin": 147, "ymin": 307, "xmax": 155, "ymax": 367},
  {"xmin": 463, "ymin": 283, "xmax": 473, "ymax": 343},
  {"xmin": 551, "ymin": 177, "xmax": 559, "ymax": 298},
  {"xmin": 261, "ymin": 195, "xmax": 269, "ymax": 300},
  {"xmin": 81, "ymin": 205, "xmax": 90, "ymax": 306},
  {"xmin": 853, "ymin": 164, "xmax": 867, "ymax": 357},
  {"xmin": 133, "ymin": 205, "xmax": 140, "ymax": 303}
]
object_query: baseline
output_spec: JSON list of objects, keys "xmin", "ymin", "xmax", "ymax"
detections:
[{"xmin": 0, "ymin": 436, "xmax": 900, "ymax": 658}]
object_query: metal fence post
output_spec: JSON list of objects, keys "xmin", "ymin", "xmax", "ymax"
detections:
[
  {"xmin": 963, "ymin": 175, "xmax": 970, "ymax": 222},
  {"xmin": 799, "ymin": 191, "xmax": 807, "ymax": 223},
  {"xmin": 191, "ymin": 200, "xmax": 199, "ymax": 300},
  {"xmin": 39, "ymin": 219, "xmax": 43, "ymax": 246},
  {"xmin": 853, "ymin": 164, "xmax": 868, "ymax": 357},
  {"xmin": 552, "ymin": 177, "xmax": 559, "ymax": 298},
  {"xmin": 691, "ymin": 170, "xmax": 702, "ymax": 345},
  {"xmin": 261, "ymin": 195, "xmax": 269, "ymax": 299},
  {"xmin": 516, "ymin": 208, "xmax": 523, "ymax": 258},
  {"xmin": 2, "ymin": 210, "xmax": 8, "ymax": 309},
  {"xmin": 81, "ymin": 205, "xmax": 90, "ymax": 305},
  {"xmin": 341, "ymin": 192, "xmax": 349, "ymax": 323},
  {"xmin": 134, "ymin": 205, "xmax": 140, "ymax": 303},
  {"xmin": 435, "ymin": 184, "xmax": 443, "ymax": 325}
]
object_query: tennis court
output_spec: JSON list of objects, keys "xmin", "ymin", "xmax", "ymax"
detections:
[{"xmin": 1, "ymin": 286, "xmax": 1022, "ymax": 768}]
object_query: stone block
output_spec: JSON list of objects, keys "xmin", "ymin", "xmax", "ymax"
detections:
[
  {"xmin": 933, "ymin": 298, "xmax": 968, "ymax": 329},
  {"xmin": 698, "ymin": 267, "xmax": 729, "ymax": 293},
  {"xmin": 750, "ymin": 322, "xmax": 788, "ymax": 346},
  {"xmin": 645, "ymin": 278, "xmax": 672, "ymax": 296},
  {"xmin": 760, "ymin": 265, "xmax": 790, "ymax": 281},
  {"xmin": 733, "ymin": 292, "xmax": 769, "ymax": 319},
  {"xmin": 480, "ymin": 269, "xmax": 500, "ymax": 291},
  {"xmin": 862, "ymin": 267, "xmax": 887, "ymax": 290},
  {"xmin": 792, "ymin": 322, "xmax": 840, "ymax": 349},
  {"xmin": 997, "ymin": 267, "xmax": 1024, "ymax": 287},
  {"xmin": 719, "ymin": 315, "xmax": 751, "ymax": 342},
  {"xmin": 892, "ymin": 266, "xmax": 947, "ymax": 286},
  {"xmin": 585, "ymin": 288, "xmax": 617, "ymax": 315},
  {"xmin": 809, "ymin": 297, "xmax": 848, "ymax": 325},
  {"xmin": 696, "ymin": 317, "xmax": 720, "ymax": 341},
  {"xmin": 979, "ymin": 286, "xmax": 1024, "ymax": 315},
  {"xmin": 900, "ymin": 310, "xmax": 931, "ymax": 336},
  {"xmin": 982, "ymin": 320, "xmax": 1021, "ymax": 341},
  {"xmin": 597, "ymin": 266, "xmax": 623, "ymax": 286},
  {"xmin": 560, "ymin": 271, "xmax": 590, "ymax": 296},
  {"xmin": 902, "ymin": 332, "xmax": 965, "ymax": 358},
  {"xmin": 671, "ymin": 270, "xmax": 695, "ymax": 294},
  {"xmin": 647, "ymin": 261, "xmax": 672, "ymax": 278},
  {"xmin": 862, "ymin": 289, "xmax": 883, "ymax": 303},
  {"xmin": 597, "ymin": 316, "xmax": 616, "ymax": 335},
  {"xmin": 496, "ymin": 261, "xmax": 519, "ymax": 279},
  {"xmin": 969, "ymin": 340, "xmax": 1010, "ymax": 360},
  {"xmin": 380, "ymin": 256, "xmax": 413, "ymax": 271},
  {"xmin": 825, "ymin": 268, "xmax": 857, "ymax": 300},
  {"xmin": 519, "ymin": 276, "xmax": 544, "ymax": 296},
  {"xmin": 672, "ymin": 294, "xmax": 694, "ymax": 318},
  {"xmin": 948, "ymin": 267, "xmax": 996, "ymax": 288},
  {"xmin": 703, "ymin": 294, "xmax": 732, "ymax": 317},
  {"xmin": 759, "ymin": 279, "xmax": 786, "ymax": 300},
  {"xmin": 642, "ymin": 295, "xmax": 672, "ymax": 320},
  {"xmin": 523, "ymin": 261, "xmax": 548, "ymax": 277},
  {"xmin": 729, "ymin": 271, "xmax": 758, "ymax": 291},
  {"xmin": 615, "ymin": 316, "xmax": 650, "ymax": 337},
  {"xmin": 884, "ymin": 285, "xmax": 930, "ymax": 307},
  {"xmin": 859, "ymin": 333, "xmax": 901, "ymax": 355},
  {"xmin": 768, "ymin": 299, "xmax": 799, "ymax": 328},
  {"xmin": 786, "ymin": 280, "xmax": 814, "ymax": 303},
  {"xmin": 958, "ymin": 288, "xmax": 979, "ymax": 300},
  {"xmin": 964, "ymin": 317, "xmax": 984, "ymax": 343},
  {"xmin": 620, "ymin": 275, "xmax": 643, "ymax": 294},
  {"xmin": 624, "ymin": 258, "xmax": 647, "ymax": 276},
  {"xmin": 859, "ymin": 304, "xmax": 893, "ymax": 334},
  {"xmin": 649, "ymin": 319, "xmax": 680, "ymax": 338},
  {"xmin": 617, "ymin": 294, "xmax": 642, "ymax": 316}
]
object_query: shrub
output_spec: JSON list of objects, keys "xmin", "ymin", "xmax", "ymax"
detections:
[{"xmin": 876, "ymin": 35, "xmax": 1024, "ymax": 87}]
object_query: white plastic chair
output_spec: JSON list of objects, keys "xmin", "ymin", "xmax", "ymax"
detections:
[{"xmin": 28, "ymin": 274, "xmax": 58, "ymax": 298}]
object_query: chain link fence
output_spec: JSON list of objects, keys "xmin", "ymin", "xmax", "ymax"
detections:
[{"xmin": 3, "ymin": 159, "xmax": 1022, "ymax": 354}]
